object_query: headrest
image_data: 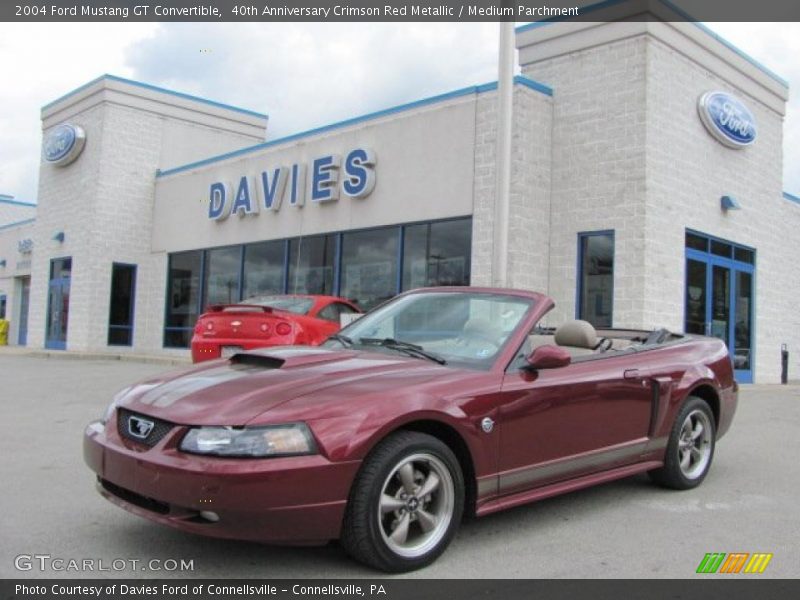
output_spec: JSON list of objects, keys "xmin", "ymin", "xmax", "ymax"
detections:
[{"xmin": 554, "ymin": 320, "xmax": 598, "ymax": 349}]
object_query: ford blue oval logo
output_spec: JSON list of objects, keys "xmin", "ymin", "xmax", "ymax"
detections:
[
  {"xmin": 698, "ymin": 91, "xmax": 757, "ymax": 148},
  {"xmin": 43, "ymin": 123, "xmax": 86, "ymax": 166}
]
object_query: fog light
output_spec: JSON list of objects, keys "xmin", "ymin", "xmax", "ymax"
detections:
[{"xmin": 199, "ymin": 511, "xmax": 219, "ymax": 522}]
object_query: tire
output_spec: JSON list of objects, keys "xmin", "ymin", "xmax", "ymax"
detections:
[
  {"xmin": 341, "ymin": 431, "xmax": 464, "ymax": 572},
  {"xmin": 649, "ymin": 396, "xmax": 716, "ymax": 490}
]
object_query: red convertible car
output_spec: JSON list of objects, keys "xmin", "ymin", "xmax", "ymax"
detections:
[
  {"xmin": 190, "ymin": 294, "xmax": 361, "ymax": 363},
  {"xmin": 84, "ymin": 287, "xmax": 737, "ymax": 572}
]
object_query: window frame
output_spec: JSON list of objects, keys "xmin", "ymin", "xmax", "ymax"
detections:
[
  {"xmin": 107, "ymin": 262, "xmax": 137, "ymax": 347},
  {"xmin": 576, "ymin": 230, "xmax": 615, "ymax": 328}
]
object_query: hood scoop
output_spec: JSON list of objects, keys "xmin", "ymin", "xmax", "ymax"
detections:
[{"xmin": 229, "ymin": 353, "xmax": 285, "ymax": 369}]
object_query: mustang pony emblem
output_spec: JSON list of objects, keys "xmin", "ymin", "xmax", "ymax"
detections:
[{"xmin": 128, "ymin": 416, "xmax": 155, "ymax": 439}]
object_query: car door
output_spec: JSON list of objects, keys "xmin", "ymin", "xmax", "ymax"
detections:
[{"xmin": 496, "ymin": 351, "xmax": 654, "ymax": 496}]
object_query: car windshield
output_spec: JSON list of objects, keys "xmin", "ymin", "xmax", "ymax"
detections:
[
  {"xmin": 236, "ymin": 296, "xmax": 315, "ymax": 315},
  {"xmin": 326, "ymin": 291, "xmax": 535, "ymax": 369}
]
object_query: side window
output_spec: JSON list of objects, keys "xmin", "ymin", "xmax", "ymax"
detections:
[
  {"xmin": 337, "ymin": 303, "xmax": 359, "ymax": 316},
  {"xmin": 577, "ymin": 231, "xmax": 614, "ymax": 328},
  {"xmin": 318, "ymin": 304, "xmax": 341, "ymax": 323}
]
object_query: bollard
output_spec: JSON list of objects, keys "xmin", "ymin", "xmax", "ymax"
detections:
[{"xmin": 781, "ymin": 344, "xmax": 788, "ymax": 385}]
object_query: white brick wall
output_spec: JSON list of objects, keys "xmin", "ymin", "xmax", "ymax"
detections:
[
  {"xmin": 521, "ymin": 36, "xmax": 649, "ymax": 328},
  {"xmin": 0, "ymin": 202, "xmax": 36, "ymax": 227},
  {"xmin": 27, "ymin": 79, "xmax": 267, "ymax": 356},
  {"xmin": 0, "ymin": 220, "xmax": 35, "ymax": 345},
  {"xmin": 642, "ymin": 37, "xmax": 797, "ymax": 383},
  {"xmin": 518, "ymin": 27, "xmax": 799, "ymax": 382},
  {"xmin": 470, "ymin": 84, "xmax": 554, "ymax": 291}
]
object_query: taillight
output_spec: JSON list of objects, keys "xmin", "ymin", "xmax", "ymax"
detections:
[{"xmin": 275, "ymin": 322, "xmax": 292, "ymax": 336}]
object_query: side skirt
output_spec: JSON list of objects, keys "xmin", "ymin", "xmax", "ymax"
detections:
[{"xmin": 475, "ymin": 460, "xmax": 663, "ymax": 517}]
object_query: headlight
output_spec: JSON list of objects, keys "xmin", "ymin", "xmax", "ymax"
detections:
[{"xmin": 179, "ymin": 423, "xmax": 317, "ymax": 457}]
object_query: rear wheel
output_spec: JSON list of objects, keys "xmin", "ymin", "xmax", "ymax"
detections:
[
  {"xmin": 649, "ymin": 396, "xmax": 716, "ymax": 489},
  {"xmin": 341, "ymin": 431, "xmax": 464, "ymax": 572}
]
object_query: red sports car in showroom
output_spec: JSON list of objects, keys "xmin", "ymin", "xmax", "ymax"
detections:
[
  {"xmin": 190, "ymin": 295, "xmax": 361, "ymax": 363},
  {"xmin": 84, "ymin": 287, "xmax": 737, "ymax": 572}
]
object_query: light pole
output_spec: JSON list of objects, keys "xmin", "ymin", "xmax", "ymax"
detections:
[{"xmin": 493, "ymin": 17, "xmax": 514, "ymax": 288}]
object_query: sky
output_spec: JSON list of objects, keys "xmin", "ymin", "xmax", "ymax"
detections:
[{"xmin": 0, "ymin": 21, "xmax": 797, "ymax": 206}]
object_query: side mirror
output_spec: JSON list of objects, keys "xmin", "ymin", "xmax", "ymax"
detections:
[{"xmin": 526, "ymin": 345, "xmax": 571, "ymax": 370}]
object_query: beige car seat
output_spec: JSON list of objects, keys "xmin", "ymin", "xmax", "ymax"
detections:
[{"xmin": 554, "ymin": 320, "xmax": 600, "ymax": 356}]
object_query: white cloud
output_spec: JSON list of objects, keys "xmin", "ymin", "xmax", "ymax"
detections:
[
  {"xmin": 706, "ymin": 22, "xmax": 800, "ymax": 193},
  {"xmin": 0, "ymin": 22, "xmax": 157, "ymax": 203},
  {"xmin": 0, "ymin": 21, "xmax": 797, "ymax": 203}
]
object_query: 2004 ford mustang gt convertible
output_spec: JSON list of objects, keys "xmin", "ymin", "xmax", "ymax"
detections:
[{"xmin": 84, "ymin": 287, "xmax": 737, "ymax": 571}]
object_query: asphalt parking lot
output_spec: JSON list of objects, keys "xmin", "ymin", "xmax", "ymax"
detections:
[{"xmin": 1, "ymin": 351, "xmax": 798, "ymax": 579}]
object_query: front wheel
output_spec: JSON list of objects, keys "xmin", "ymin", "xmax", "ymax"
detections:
[
  {"xmin": 649, "ymin": 396, "xmax": 716, "ymax": 489},
  {"xmin": 341, "ymin": 431, "xmax": 464, "ymax": 572}
]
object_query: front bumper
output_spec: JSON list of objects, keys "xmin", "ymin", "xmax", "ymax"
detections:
[{"xmin": 83, "ymin": 415, "xmax": 361, "ymax": 545}]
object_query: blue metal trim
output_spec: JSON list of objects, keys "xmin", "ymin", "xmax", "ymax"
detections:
[
  {"xmin": 333, "ymin": 234, "xmax": 343, "ymax": 297},
  {"xmin": 155, "ymin": 79, "xmax": 552, "ymax": 179},
  {"xmin": 0, "ymin": 198, "xmax": 37, "ymax": 208},
  {"xmin": 162, "ymin": 254, "xmax": 173, "ymax": 348},
  {"xmin": 0, "ymin": 218, "xmax": 36, "ymax": 232},
  {"xmin": 513, "ymin": 75, "xmax": 554, "ymax": 97},
  {"xmin": 783, "ymin": 191, "xmax": 800, "ymax": 205},
  {"xmin": 42, "ymin": 74, "xmax": 269, "ymax": 119},
  {"xmin": 684, "ymin": 229, "xmax": 756, "ymax": 382},
  {"xmin": 686, "ymin": 227, "xmax": 756, "ymax": 253},
  {"xmin": 515, "ymin": 0, "xmax": 788, "ymax": 88},
  {"xmin": 45, "ymin": 268, "xmax": 71, "ymax": 350}
]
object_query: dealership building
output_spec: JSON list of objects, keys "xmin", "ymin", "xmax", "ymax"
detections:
[{"xmin": 1, "ymin": 1, "xmax": 798, "ymax": 383}]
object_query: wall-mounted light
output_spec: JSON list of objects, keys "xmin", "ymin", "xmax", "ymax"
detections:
[
  {"xmin": 52, "ymin": 231, "xmax": 65, "ymax": 243},
  {"xmin": 0, "ymin": 259, "xmax": 7, "ymax": 268},
  {"xmin": 721, "ymin": 195, "xmax": 741, "ymax": 211}
]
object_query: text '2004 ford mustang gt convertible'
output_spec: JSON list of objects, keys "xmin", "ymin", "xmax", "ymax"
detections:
[{"xmin": 84, "ymin": 287, "xmax": 737, "ymax": 572}]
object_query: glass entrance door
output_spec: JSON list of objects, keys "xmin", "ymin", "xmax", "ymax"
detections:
[
  {"xmin": 17, "ymin": 277, "xmax": 30, "ymax": 345},
  {"xmin": 685, "ymin": 233, "xmax": 755, "ymax": 383},
  {"xmin": 46, "ymin": 257, "xmax": 72, "ymax": 350}
]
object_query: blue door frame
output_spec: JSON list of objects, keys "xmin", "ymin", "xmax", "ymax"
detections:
[
  {"xmin": 45, "ymin": 277, "xmax": 71, "ymax": 350},
  {"xmin": 685, "ymin": 247, "xmax": 755, "ymax": 383},
  {"xmin": 17, "ymin": 277, "xmax": 30, "ymax": 345}
]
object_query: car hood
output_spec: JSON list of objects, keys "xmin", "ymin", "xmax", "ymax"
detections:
[{"xmin": 117, "ymin": 346, "xmax": 457, "ymax": 425}]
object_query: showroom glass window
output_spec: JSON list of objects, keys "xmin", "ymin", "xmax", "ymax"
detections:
[
  {"xmin": 203, "ymin": 246, "xmax": 242, "ymax": 307},
  {"xmin": 0, "ymin": 294, "xmax": 6, "ymax": 319},
  {"xmin": 577, "ymin": 231, "xmax": 614, "ymax": 328},
  {"xmin": 340, "ymin": 227, "xmax": 399, "ymax": 310},
  {"xmin": 107, "ymin": 263, "xmax": 137, "ymax": 346},
  {"xmin": 243, "ymin": 241, "xmax": 285, "ymax": 299},
  {"xmin": 287, "ymin": 235, "xmax": 335, "ymax": 296},
  {"xmin": 164, "ymin": 251, "xmax": 202, "ymax": 347},
  {"xmin": 402, "ymin": 218, "xmax": 472, "ymax": 290}
]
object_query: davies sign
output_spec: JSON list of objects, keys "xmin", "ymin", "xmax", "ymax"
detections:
[
  {"xmin": 697, "ymin": 91, "xmax": 757, "ymax": 149},
  {"xmin": 208, "ymin": 148, "xmax": 376, "ymax": 221}
]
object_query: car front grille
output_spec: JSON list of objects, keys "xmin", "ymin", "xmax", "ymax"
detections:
[{"xmin": 117, "ymin": 408, "xmax": 174, "ymax": 447}]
